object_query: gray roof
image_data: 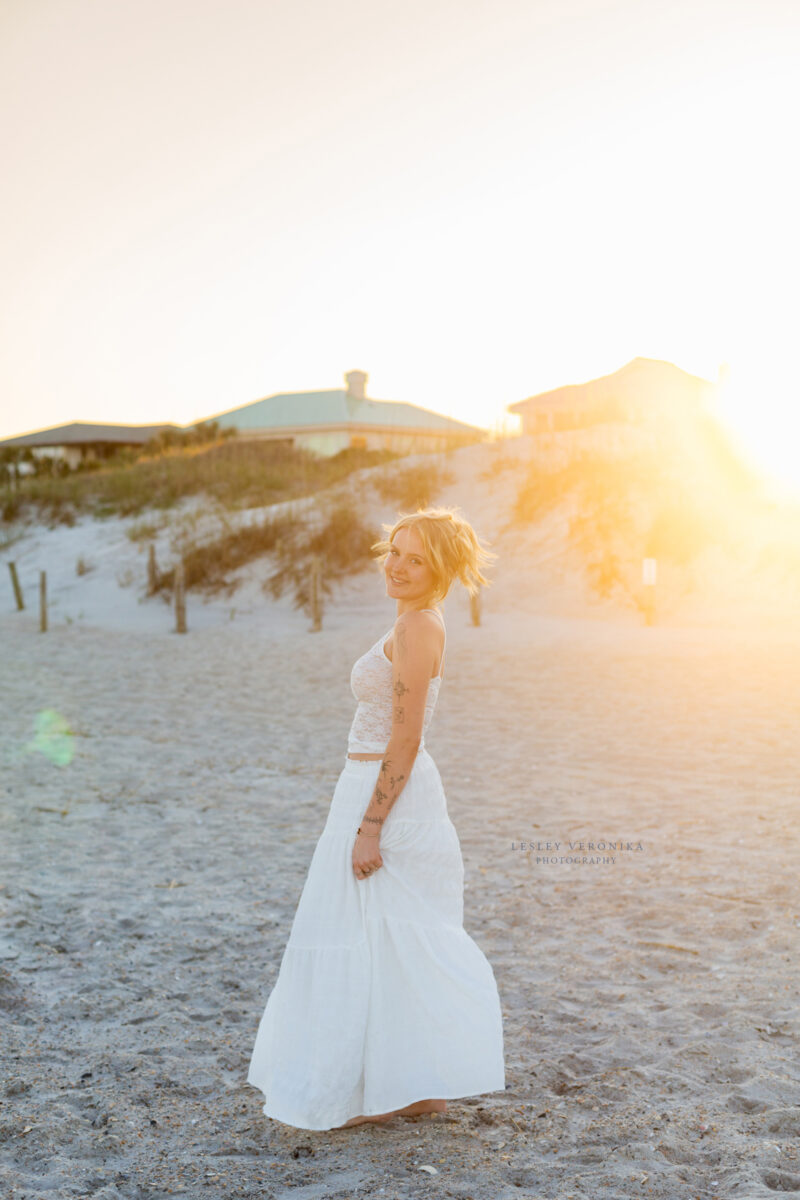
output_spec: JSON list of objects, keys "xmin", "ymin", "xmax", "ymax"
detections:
[
  {"xmin": 0, "ymin": 421, "xmax": 180, "ymax": 449},
  {"xmin": 200, "ymin": 389, "xmax": 484, "ymax": 435},
  {"xmin": 508, "ymin": 357, "xmax": 714, "ymax": 413}
]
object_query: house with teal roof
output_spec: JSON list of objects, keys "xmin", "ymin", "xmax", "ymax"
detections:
[{"xmin": 199, "ymin": 370, "xmax": 484, "ymax": 456}]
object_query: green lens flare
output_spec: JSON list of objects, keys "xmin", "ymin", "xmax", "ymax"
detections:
[{"xmin": 26, "ymin": 709, "xmax": 75, "ymax": 767}]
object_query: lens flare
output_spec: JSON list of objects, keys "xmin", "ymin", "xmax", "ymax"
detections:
[{"xmin": 26, "ymin": 709, "xmax": 75, "ymax": 767}]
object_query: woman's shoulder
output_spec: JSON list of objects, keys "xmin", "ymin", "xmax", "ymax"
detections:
[
  {"xmin": 393, "ymin": 608, "xmax": 445, "ymax": 646},
  {"xmin": 394, "ymin": 607, "xmax": 444, "ymax": 630}
]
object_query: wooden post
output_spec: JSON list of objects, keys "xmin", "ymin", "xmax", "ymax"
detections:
[
  {"xmin": 8, "ymin": 562, "xmax": 24, "ymax": 610},
  {"xmin": 39, "ymin": 570, "xmax": 47, "ymax": 632},
  {"xmin": 309, "ymin": 554, "xmax": 322, "ymax": 632},
  {"xmin": 174, "ymin": 561, "xmax": 187, "ymax": 633},
  {"xmin": 147, "ymin": 543, "xmax": 159, "ymax": 595},
  {"xmin": 470, "ymin": 589, "xmax": 481, "ymax": 626}
]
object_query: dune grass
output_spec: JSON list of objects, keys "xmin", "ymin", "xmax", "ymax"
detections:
[
  {"xmin": 147, "ymin": 454, "xmax": 455, "ymax": 610},
  {"xmin": 151, "ymin": 502, "xmax": 380, "ymax": 611},
  {"xmin": 513, "ymin": 444, "xmax": 732, "ymax": 603},
  {"xmin": 263, "ymin": 503, "xmax": 382, "ymax": 610},
  {"xmin": 2, "ymin": 440, "xmax": 399, "ymax": 524},
  {"xmin": 370, "ymin": 461, "xmax": 456, "ymax": 511}
]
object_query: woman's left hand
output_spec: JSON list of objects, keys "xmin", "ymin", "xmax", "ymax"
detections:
[{"xmin": 352, "ymin": 832, "xmax": 383, "ymax": 881}]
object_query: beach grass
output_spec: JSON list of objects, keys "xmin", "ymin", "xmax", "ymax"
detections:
[
  {"xmin": 2, "ymin": 439, "xmax": 400, "ymax": 524},
  {"xmin": 150, "ymin": 456, "xmax": 455, "ymax": 606},
  {"xmin": 512, "ymin": 439, "xmax": 749, "ymax": 604}
]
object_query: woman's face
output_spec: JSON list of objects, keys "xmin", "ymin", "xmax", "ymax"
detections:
[{"xmin": 384, "ymin": 526, "xmax": 436, "ymax": 608}]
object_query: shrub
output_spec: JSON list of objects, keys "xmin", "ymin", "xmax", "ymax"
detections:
[
  {"xmin": 371, "ymin": 461, "xmax": 455, "ymax": 510},
  {"xmin": 127, "ymin": 515, "xmax": 170, "ymax": 543},
  {"xmin": 479, "ymin": 453, "xmax": 520, "ymax": 483},
  {"xmin": 10, "ymin": 438, "xmax": 398, "ymax": 520},
  {"xmin": 514, "ymin": 445, "xmax": 725, "ymax": 604},
  {"xmin": 153, "ymin": 498, "xmax": 379, "ymax": 614},
  {"xmin": 2, "ymin": 492, "xmax": 21, "ymax": 523},
  {"xmin": 264, "ymin": 502, "xmax": 379, "ymax": 612},
  {"xmin": 156, "ymin": 509, "xmax": 302, "ymax": 596}
]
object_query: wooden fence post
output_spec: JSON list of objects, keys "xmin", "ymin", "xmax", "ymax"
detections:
[
  {"xmin": 174, "ymin": 561, "xmax": 187, "ymax": 634},
  {"xmin": 8, "ymin": 562, "xmax": 24, "ymax": 610},
  {"xmin": 147, "ymin": 543, "xmax": 159, "ymax": 596},
  {"xmin": 470, "ymin": 589, "xmax": 481, "ymax": 627},
  {"xmin": 309, "ymin": 555, "xmax": 322, "ymax": 632},
  {"xmin": 39, "ymin": 570, "xmax": 47, "ymax": 632}
]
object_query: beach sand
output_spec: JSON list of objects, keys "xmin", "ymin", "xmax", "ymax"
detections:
[{"xmin": 2, "ymin": 440, "xmax": 799, "ymax": 1199}]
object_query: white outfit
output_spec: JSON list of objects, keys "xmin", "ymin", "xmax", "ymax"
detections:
[{"xmin": 247, "ymin": 609, "xmax": 506, "ymax": 1130}]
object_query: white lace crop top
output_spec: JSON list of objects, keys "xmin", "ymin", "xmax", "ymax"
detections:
[{"xmin": 347, "ymin": 609, "xmax": 446, "ymax": 754}]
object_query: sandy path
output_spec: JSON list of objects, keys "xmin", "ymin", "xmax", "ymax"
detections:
[{"xmin": 2, "ymin": 602, "xmax": 799, "ymax": 1200}]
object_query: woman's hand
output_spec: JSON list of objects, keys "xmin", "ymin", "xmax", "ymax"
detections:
[{"xmin": 352, "ymin": 831, "xmax": 383, "ymax": 881}]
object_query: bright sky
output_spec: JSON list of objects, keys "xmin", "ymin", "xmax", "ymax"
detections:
[{"xmin": 1, "ymin": 0, "xmax": 798, "ymax": 488}]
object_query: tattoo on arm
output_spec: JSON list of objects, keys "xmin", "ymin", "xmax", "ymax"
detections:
[
  {"xmin": 393, "ymin": 678, "xmax": 409, "ymax": 698},
  {"xmin": 362, "ymin": 755, "xmax": 408, "ymax": 831},
  {"xmin": 395, "ymin": 706, "xmax": 405, "ymax": 723}
]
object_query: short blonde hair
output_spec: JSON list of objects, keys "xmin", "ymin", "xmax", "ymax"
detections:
[{"xmin": 371, "ymin": 506, "xmax": 497, "ymax": 603}]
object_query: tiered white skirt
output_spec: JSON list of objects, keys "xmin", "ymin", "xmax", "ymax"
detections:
[{"xmin": 247, "ymin": 747, "xmax": 506, "ymax": 1130}]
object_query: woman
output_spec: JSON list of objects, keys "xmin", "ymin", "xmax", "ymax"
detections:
[{"xmin": 247, "ymin": 505, "xmax": 506, "ymax": 1130}]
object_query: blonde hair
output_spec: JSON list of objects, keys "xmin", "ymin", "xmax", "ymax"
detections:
[{"xmin": 371, "ymin": 506, "xmax": 497, "ymax": 604}]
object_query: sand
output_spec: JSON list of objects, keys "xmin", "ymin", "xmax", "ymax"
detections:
[{"xmin": 2, "ymin": 437, "xmax": 799, "ymax": 1200}]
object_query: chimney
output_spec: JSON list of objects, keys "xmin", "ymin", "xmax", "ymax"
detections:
[{"xmin": 345, "ymin": 370, "xmax": 368, "ymax": 401}]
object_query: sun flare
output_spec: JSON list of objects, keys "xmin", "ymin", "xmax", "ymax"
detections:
[{"xmin": 711, "ymin": 360, "xmax": 800, "ymax": 502}]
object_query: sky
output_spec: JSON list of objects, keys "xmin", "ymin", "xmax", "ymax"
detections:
[{"xmin": 1, "ymin": 0, "xmax": 799, "ymax": 489}]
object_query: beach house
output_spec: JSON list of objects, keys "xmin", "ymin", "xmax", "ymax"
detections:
[
  {"xmin": 508, "ymin": 358, "xmax": 716, "ymax": 434},
  {"xmin": 0, "ymin": 422, "xmax": 180, "ymax": 471},
  {"xmin": 200, "ymin": 370, "xmax": 484, "ymax": 456}
]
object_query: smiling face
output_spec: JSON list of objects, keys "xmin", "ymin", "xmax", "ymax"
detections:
[{"xmin": 384, "ymin": 525, "xmax": 438, "ymax": 612}]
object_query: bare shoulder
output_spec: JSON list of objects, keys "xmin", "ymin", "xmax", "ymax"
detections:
[
  {"xmin": 393, "ymin": 609, "xmax": 444, "ymax": 657},
  {"xmin": 395, "ymin": 608, "xmax": 444, "ymax": 636}
]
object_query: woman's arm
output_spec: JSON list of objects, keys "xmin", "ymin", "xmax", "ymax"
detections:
[{"xmin": 351, "ymin": 611, "xmax": 441, "ymax": 879}]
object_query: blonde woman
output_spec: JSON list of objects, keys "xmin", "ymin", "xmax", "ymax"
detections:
[{"xmin": 247, "ymin": 506, "xmax": 506, "ymax": 1130}]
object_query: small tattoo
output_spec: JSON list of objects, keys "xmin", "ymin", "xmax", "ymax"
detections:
[
  {"xmin": 393, "ymin": 678, "xmax": 409, "ymax": 698},
  {"xmin": 390, "ymin": 774, "xmax": 405, "ymax": 788},
  {"xmin": 375, "ymin": 785, "xmax": 387, "ymax": 806},
  {"xmin": 395, "ymin": 706, "xmax": 405, "ymax": 723},
  {"xmin": 363, "ymin": 814, "xmax": 383, "ymax": 827}
]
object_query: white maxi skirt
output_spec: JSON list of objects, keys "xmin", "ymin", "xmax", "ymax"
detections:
[{"xmin": 247, "ymin": 747, "xmax": 506, "ymax": 1130}]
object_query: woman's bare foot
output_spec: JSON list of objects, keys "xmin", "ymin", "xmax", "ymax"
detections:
[
  {"xmin": 333, "ymin": 1112, "xmax": 394, "ymax": 1128},
  {"xmin": 392, "ymin": 1098, "xmax": 448, "ymax": 1118},
  {"xmin": 333, "ymin": 1099, "xmax": 447, "ymax": 1128}
]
